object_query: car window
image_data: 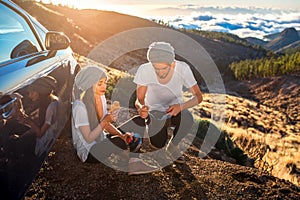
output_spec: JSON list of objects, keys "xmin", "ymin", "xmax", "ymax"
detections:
[{"xmin": 0, "ymin": 3, "xmax": 42, "ymax": 63}]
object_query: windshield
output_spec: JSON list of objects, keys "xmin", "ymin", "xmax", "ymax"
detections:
[{"xmin": 0, "ymin": 3, "xmax": 41, "ymax": 63}]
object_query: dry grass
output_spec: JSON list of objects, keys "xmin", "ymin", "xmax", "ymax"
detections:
[{"xmin": 191, "ymin": 93, "xmax": 300, "ymax": 186}]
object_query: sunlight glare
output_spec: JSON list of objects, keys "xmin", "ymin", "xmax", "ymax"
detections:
[{"xmin": 39, "ymin": 0, "xmax": 151, "ymax": 17}]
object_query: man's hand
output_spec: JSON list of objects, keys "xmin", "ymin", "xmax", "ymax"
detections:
[
  {"xmin": 166, "ymin": 104, "xmax": 182, "ymax": 116},
  {"xmin": 138, "ymin": 105, "xmax": 149, "ymax": 119}
]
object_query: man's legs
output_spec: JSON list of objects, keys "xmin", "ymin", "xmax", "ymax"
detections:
[
  {"xmin": 148, "ymin": 110, "xmax": 194, "ymax": 148},
  {"xmin": 111, "ymin": 117, "xmax": 159, "ymax": 174},
  {"xmin": 171, "ymin": 109, "xmax": 194, "ymax": 145},
  {"xmin": 168, "ymin": 110, "xmax": 194, "ymax": 163}
]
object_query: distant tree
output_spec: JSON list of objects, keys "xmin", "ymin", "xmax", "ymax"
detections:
[{"xmin": 230, "ymin": 51, "xmax": 300, "ymax": 80}]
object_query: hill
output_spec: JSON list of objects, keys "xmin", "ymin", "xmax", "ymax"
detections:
[
  {"xmin": 14, "ymin": 0, "xmax": 267, "ymax": 83},
  {"xmin": 246, "ymin": 28, "xmax": 300, "ymax": 53},
  {"xmin": 265, "ymin": 28, "xmax": 300, "ymax": 52},
  {"xmin": 264, "ymin": 30, "xmax": 300, "ymax": 41},
  {"xmin": 25, "ymin": 128, "xmax": 300, "ymax": 199},
  {"xmin": 23, "ymin": 55, "xmax": 300, "ymax": 199},
  {"xmin": 245, "ymin": 37, "xmax": 267, "ymax": 46},
  {"xmin": 277, "ymin": 40, "xmax": 300, "ymax": 53}
]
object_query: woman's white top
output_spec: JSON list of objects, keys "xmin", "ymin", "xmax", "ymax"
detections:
[{"xmin": 71, "ymin": 95, "xmax": 107, "ymax": 162}]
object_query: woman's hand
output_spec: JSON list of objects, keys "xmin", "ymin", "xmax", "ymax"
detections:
[
  {"xmin": 10, "ymin": 134, "xmax": 20, "ymax": 140},
  {"xmin": 103, "ymin": 113, "xmax": 116, "ymax": 123},
  {"xmin": 15, "ymin": 109, "xmax": 28, "ymax": 124},
  {"xmin": 166, "ymin": 104, "xmax": 182, "ymax": 116},
  {"xmin": 122, "ymin": 132, "xmax": 134, "ymax": 143},
  {"xmin": 138, "ymin": 105, "xmax": 149, "ymax": 119}
]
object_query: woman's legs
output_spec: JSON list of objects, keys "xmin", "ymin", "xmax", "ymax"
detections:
[
  {"xmin": 86, "ymin": 131, "xmax": 158, "ymax": 175},
  {"xmin": 118, "ymin": 116, "xmax": 146, "ymax": 135},
  {"xmin": 86, "ymin": 136, "xmax": 127, "ymax": 163}
]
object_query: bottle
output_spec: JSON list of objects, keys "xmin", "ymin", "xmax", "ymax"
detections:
[
  {"xmin": 127, "ymin": 133, "xmax": 142, "ymax": 152},
  {"xmin": 165, "ymin": 126, "xmax": 175, "ymax": 149}
]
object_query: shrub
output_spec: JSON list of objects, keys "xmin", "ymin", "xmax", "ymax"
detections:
[
  {"xmin": 195, "ymin": 119, "xmax": 250, "ymax": 165},
  {"xmin": 108, "ymin": 75, "xmax": 136, "ymax": 108}
]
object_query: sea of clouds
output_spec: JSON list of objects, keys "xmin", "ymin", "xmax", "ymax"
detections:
[{"xmin": 146, "ymin": 5, "xmax": 300, "ymax": 40}]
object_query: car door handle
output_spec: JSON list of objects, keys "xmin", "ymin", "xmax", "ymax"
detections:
[{"xmin": 26, "ymin": 55, "xmax": 48, "ymax": 67}]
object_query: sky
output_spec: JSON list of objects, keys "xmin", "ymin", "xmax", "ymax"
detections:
[{"xmin": 40, "ymin": 0, "xmax": 300, "ymax": 39}]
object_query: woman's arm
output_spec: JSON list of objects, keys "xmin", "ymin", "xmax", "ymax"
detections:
[
  {"xmin": 79, "ymin": 118, "xmax": 109, "ymax": 144},
  {"xmin": 19, "ymin": 116, "xmax": 49, "ymax": 138},
  {"xmin": 104, "ymin": 122, "xmax": 129, "ymax": 141},
  {"xmin": 15, "ymin": 109, "xmax": 44, "ymax": 138},
  {"xmin": 36, "ymin": 123, "xmax": 50, "ymax": 138}
]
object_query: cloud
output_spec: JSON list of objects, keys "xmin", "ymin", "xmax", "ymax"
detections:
[
  {"xmin": 178, "ymin": 23, "xmax": 200, "ymax": 30},
  {"xmin": 215, "ymin": 22, "xmax": 243, "ymax": 30},
  {"xmin": 148, "ymin": 6, "xmax": 300, "ymax": 39},
  {"xmin": 193, "ymin": 15, "xmax": 215, "ymax": 21}
]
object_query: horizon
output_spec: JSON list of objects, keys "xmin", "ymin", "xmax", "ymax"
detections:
[
  {"xmin": 38, "ymin": 0, "xmax": 300, "ymax": 39},
  {"xmin": 39, "ymin": 0, "xmax": 300, "ymax": 11}
]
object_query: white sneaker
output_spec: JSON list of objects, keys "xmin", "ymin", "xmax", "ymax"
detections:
[
  {"xmin": 174, "ymin": 155, "xmax": 186, "ymax": 164},
  {"xmin": 166, "ymin": 143, "xmax": 186, "ymax": 164},
  {"xmin": 128, "ymin": 158, "xmax": 158, "ymax": 175}
]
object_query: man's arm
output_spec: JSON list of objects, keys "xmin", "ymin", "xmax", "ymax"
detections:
[
  {"xmin": 181, "ymin": 84, "xmax": 203, "ymax": 110},
  {"xmin": 135, "ymin": 85, "xmax": 149, "ymax": 119},
  {"xmin": 135, "ymin": 85, "xmax": 147, "ymax": 109},
  {"xmin": 166, "ymin": 84, "xmax": 203, "ymax": 116}
]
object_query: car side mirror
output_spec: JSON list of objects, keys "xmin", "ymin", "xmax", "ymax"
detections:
[{"xmin": 45, "ymin": 31, "xmax": 70, "ymax": 51}]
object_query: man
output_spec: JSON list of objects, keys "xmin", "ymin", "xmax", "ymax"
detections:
[{"xmin": 133, "ymin": 41, "xmax": 203, "ymax": 163}]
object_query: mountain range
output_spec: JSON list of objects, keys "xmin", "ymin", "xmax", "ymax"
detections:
[{"xmin": 246, "ymin": 27, "xmax": 300, "ymax": 53}]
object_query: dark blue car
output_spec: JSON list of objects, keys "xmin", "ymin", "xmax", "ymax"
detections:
[{"xmin": 0, "ymin": 0, "xmax": 79, "ymax": 199}]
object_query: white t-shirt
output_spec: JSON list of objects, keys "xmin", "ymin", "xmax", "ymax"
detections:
[
  {"xmin": 134, "ymin": 60, "xmax": 197, "ymax": 111},
  {"xmin": 44, "ymin": 101, "xmax": 57, "ymax": 125},
  {"xmin": 35, "ymin": 101, "xmax": 58, "ymax": 156},
  {"xmin": 71, "ymin": 95, "xmax": 107, "ymax": 162}
]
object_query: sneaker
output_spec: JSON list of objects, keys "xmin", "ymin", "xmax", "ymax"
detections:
[
  {"xmin": 166, "ymin": 143, "xmax": 185, "ymax": 164},
  {"xmin": 174, "ymin": 155, "xmax": 186, "ymax": 164},
  {"xmin": 128, "ymin": 158, "xmax": 158, "ymax": 175}
]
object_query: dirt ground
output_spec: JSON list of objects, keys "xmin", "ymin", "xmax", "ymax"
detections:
[{"xmin": 24, "ymin": 120, "xmax": 300, "ymax": 200}]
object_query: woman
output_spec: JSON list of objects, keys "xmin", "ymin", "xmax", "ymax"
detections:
[
  {"xmin": 27, "ymin": 76, "xmax": 58, "ymax": 137},
  {"xmin": 22, "ymin": 76, "xmax": 59, "ymax": 156},
  {"xmin": 72, "ymin": 65, "xmax": 158, "ymax": 175}
]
